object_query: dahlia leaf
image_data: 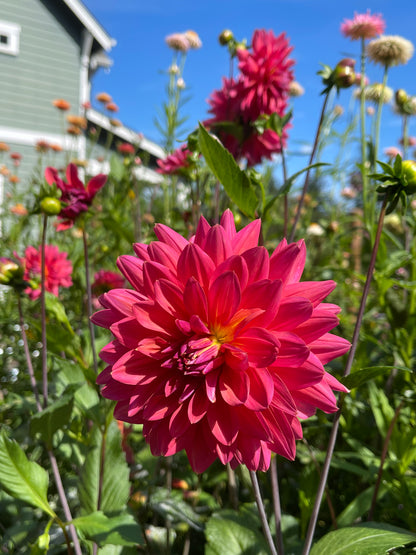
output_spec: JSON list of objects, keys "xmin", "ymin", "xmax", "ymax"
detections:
[
  {"xmin": 109, "ymin": 153, "xmax": 125, "ymax": 181},
  {"xmin": 337, "ymin": 485, "xmax": 388, "ymax": 528},
  {"xmin": 342, "ymin": 365, "xmax": 412, "ymax": 390},
  {"xmin": 149, "ymin": 488, "xmax": 204, "ymax": 532},
  {"xmin": 30, "ymin": 394, "xmax": 74, "ymax": 447},
  {"xmin": 79, "ymin": 420, "xmax": 130, "ymax": 514},
  {"xmin": 198, "ymin": 123, "xmax": 258, "ymax": 218},
  {"xmin": 0, "ymin": 430, "xmax": 56, "ymax": 518},
  {"xmin": 309, "ymin": 522, "xmax": 416, "ymax": 555},
  {"xmin": 72, "ymin": 511, "xmax": 144, "ymax": 546}
]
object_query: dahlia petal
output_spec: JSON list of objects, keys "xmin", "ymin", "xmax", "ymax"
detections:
[
  {"xmin": 292, "ymin": 377, "xmax": 340, "ymax": 417},
  {"xmin": 66, "ymin": 163, "xmax": 84, "ymax": 190},
  {"xmin": 294, "ymin": 309, "xmax": 340, "ymax": 343},
  {"xmin": 185, "ymin": 423, "xmax": 218, "ymax": 473},
  {"xmin": 210, "ymin": 254, "xmax": 249, "ymax": 291},
  {"xmin": 232, "ymin": 219, "xmax": 261, "ymax": 254},
  {"xmin": 234, "ymin": 436, "xmax": 270, "ymax": 471},
  {"xmin": 176, "ymin": 319, "xmax": 192, "ymax": 334},
  {"xmin": 183, "ymin": 277, "xmax": 208, "ymax": 321},
  {"xmin": 245, "ymin": 366, "xmax": 274, "ymax": 410},
  {"xmin": 265, "ymin": 409, "xmax": 297, "ymax": 460},
  {"xmin": 154, "ymin": 223, "xmax": 188, "ymax": 253},
  {"xmin": 223, "ymin": 345, "xmax": 249, "ymax": 371},
  {"xmin": 240, "ymin": 279, "xmax": 282, "ymax": 328},
  {"xmin": 233, "ymin": 327, "xmax": 279, "ymax": 367},
  {"xmin": 154, "ymin": 279, "xmax": 185, "ymax": 317},
  {"xmin": 99, "ymin": 340, "xmax": 126, "ymax": 364},
  {"xmin": 271, "ymin": 296, "xmax": 313, "ymax": 330},
  {"xmin": 188, "ymin": 387, "xmax": 210, "ymax": 423},
  {"xmin": 219, "ymin": 364, "xmax": 250, "ymax": 405},
  {"xmin": 272, "ymin": 331, "xmax": 309, "ymax": 367},
  {"xmin": 86, "ymin": 173, "xmax": 107, "ymax": 198},
  {"xmin": 97, "ymin": 365, "xmax": 112, "ymax": 385},
  {"xmin": 285, "ymin": 280, "xmax": 336, "ymax": 306},
  {"xmin": 178, "ymin": 243, "xmax": 216, "ymax": 291},
  {"xmin": 309, "ymin": 333, "xmax": 351, "ymax": 364},
  {"xmin": 99, "ymin": 288, "xmax": 145, "ymax": 316},
  {"xmin": 276, "ymin": 351, "xmax": 325, "ymax": 390},
  {"xmin": 111, "ymin": 349, "xmax": 161, "ymax": 385},
  {"xmin": 270, "ymin": 374, "xmax": 297, "ymax": 416},
  {"xmin": 143, "ymin": 261, "xmax": 178, "ymax": 296},
  {"xmin": 189, "ymin": 314, "xmax": 210, "ymax": 335},
  {"xmin": 241, "ymin": 246, "xmax": 270, "ymax": 284},
  {"xmin": 148, "ymin": 242, "xmax": 179, "ymax": 274},
  {"xmin": 269, "ymin": 240, "xmax": 306, "ymax": 285},
  {"xmin": 110, "ymin": 317, "xmax": 142, "ymax": 348},
  {"xmin": 205, "ymin": 368, "xmax": 220, "ymax": 402},
  {"xmin": 169, "ymin": 403, "xmax": 191, "ymax": 437},
  {"xmin": 216, "ymin": 443, "xmax": 235, "ymax": 465},
  {"xmin": 208, "ymin": 271, "xmax": 241, "ymax": 326},
  {"xmin": 91, "ymin": 308, "xmax": 116, "ymax": 328},
  {"xmin": 117, "ymin": 255, "xmax": 144, "ymax": 290},
  {"xmin": 132, "ymin": 242, "xmax": 150, "ymax": 261},
  {"xmin": 136, "ymin": 336, "xmax": 167, "ymax": 358},
  {"xmin": 193, "ymin": 215, "xmax": 211, "ymax": 248},
  {"xmin": 142, "ymin": 394, "xmax": 177, "ymax": 421},
  {"xmin": 220, "ymin": 209, "xmax": 237, "ymax": 240},
  {"xmin": 203, "ymin": 225, "xmax": 232, "ymax": 266},
  {"xmin": 207, "ymin": 403, "xmax": 239, "ymax": 445}
]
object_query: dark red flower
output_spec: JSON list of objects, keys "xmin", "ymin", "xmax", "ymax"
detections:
[
  {"xmin": 157, "ymin": 144, "xmax": 193, "ymax": 175},
  {"xmin": 92, "ymin": 269, "xmax": 125, "ymax": 297},
  {"xmin": 44, "ymin": 163, "xmax": 107, "ymax": 231},
  {"xmin": 117, "ymin": 143, "xmax": 136, "ymax": 155}
]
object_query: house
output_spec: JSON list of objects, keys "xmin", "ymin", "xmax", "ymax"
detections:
[{"xmin": 0, "ymin": 0, "xmax": 163, "ymax": 190}]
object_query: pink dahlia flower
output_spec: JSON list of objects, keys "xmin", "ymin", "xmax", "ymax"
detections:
[
  {"xmin": 92, "ymin": 269, "xmax": 125, "ymax": 297},
  {"xmin": 45, "ymin": 163, "xmax": 107, "ymax": 231},
  {"xmin": 22, "ymin": 245, "xmax": 73, "ymax": 300},
  {"xmin": 93, "ymin": 211, "xmax": 350, "ymax": 473},
  {"xmin": 237, "ymin": 29, "xmax": 294, "ymax": 118},
  {"xmin": 157, "ymin": 144, "xmax": 193, "ymax": 175},
  {"xmin": 341, "ymin": 11, "xmax": 385, "ymax": 41}
]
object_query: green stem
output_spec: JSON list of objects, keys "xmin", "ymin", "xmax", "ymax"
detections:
[
  {"xmin": 402, "ymin": 115, "xmax": 409, "ymax": 159},
  {"xmin": 359, "ymin": 38, "xmax": 369, "ymax": 226},
  {"xmin": 40, "ymin": 214, "xmax": 48, "ymax": 408},
  {"xmin": 289, "ymin": 91, "xmax": 330, "ymax": 242},
  {"xmin": 270, "ymin": 456, "xmax": 285, "ymax": 555},
  {"xmin": 249, "ymin": 470, "xmax": 278, "ymax": 555},
  {"xmin": 82, "ymin": 228, "xmax": 98, "ymax": 375},
  {"xmin": 302, "ymin": 194, "xmax": 389, "ymax": 555}
]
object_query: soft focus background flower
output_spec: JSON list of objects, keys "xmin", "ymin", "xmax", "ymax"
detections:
[
  {"xmin": 21, "ymin": 245, "xmax": 73, "ymax": 300},
  {"xmin": 341, "ymin": 11, "xmax": 385, "ymax": 41},
  {"xmin": 156, "ymin": 144, "xmax": 193, "ymax": 175},
  {"xmin": 45, "ymin": 163, "xmax": 107, "ymax": 230},
  {"xmin": 367, "ymin": 35, "xmax": 414, "ymax": 67},
  {"xmin": 92, "ymin": 269, "xmax": 125, "ymax": 297},
  {"xmin": 165, "ymin": 32, "xmax": 190, "ymax": 52},
  {"xmin": 93, "ymin": 210, "xmax": 350, "ymax": 473}
]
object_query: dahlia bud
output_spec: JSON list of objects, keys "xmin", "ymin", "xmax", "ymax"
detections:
[
  {"xmin": 333, "ymin": 58, "xmax": 356, "ymax": 89},
  {"xmin": 0, "ymin": 258, "xmax": 24, "ymax": 286},
  {"xmin": 402, "ymin": 160, "xmax": 416, "ymax": 188},
  {"xmin": 219, "ymin": 29, "xmax": 233, "ymax": 45},
  {"xmin": 395, "ymin": 88, "xmax": 408, "ymax": 108},
  {"xmin": 40, "ymin": 197, "xmax": 62, "ymax": 216}
]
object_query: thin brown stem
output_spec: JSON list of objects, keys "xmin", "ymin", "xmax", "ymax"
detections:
[
  {"xmin": 368, "ymin": 400, "xmax": 405, "ymax": 521},
  {"xmin": 227, "ymin": 463, "xmax": 239, "ymax": 511},
  {"xmin": 302, "ymin": 195, "xmax": 389, "ymax": 555},
  {"xmin": 289, "ymin": 92, "xmax": 330, "ymax": 243},
  {"xmin": 249, "ymin": 470, "xmax": 278, "ymax": 555},
  {"xmin": 82, "ymin": 228, "xmax": 98, "ymax": 374},
  {"xmin": 40, "ymin": 214, "xmax": 48, "ymax": 407}
]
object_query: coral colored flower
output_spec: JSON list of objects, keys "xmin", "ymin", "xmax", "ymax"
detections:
[
  {"xmin": 92, "ymin": 269, "xmax": 125, "ymax": 297},
  {"xmin": 11, "ymin": 203, "xmax": 28, "ymax": 216},
  {"xmin": 105, "ymin": 102, "xmax": 119, "ymax": 113},
  {"xmin": 44, "ymin": 163, "xmax": 107, "ymax": 231},
  {"xmin": 117, "ymin": 143, "xmax": 136, "ymax": 155},
  {"xmin": 110, "ymin": 118, "xmax": 122, "ymax": 128},
  {"xmin": 66, "ymin": 115, "xmax": 87, "ymax": 129},
  {"xmin": 67, "ymin": 126, "xmax": 82, "ymax": 136},
  {"xmin": 93, "ymin": 211, "xmax": 350, "ymax": 473},
  {"xmin": 0, "ymin": 142, "xmax": 10, "ymax": 152},
  {"xmin": 237, "ymin": 29, "xmax": 294, "ymax": 118},
  {"xmin": 341, "ymin": 11, "xmax": 385, "ymax": 41},
  {"xmin": 50, "ymin": 143, "xmax": 63, "ymax": 152},
  {"xmin": 9, "ymin": 175, "xmax": 19, "ymax": 184},
  {"xmin": 21, "ymin": 245, "xmax": 73, "ymax": 300},
  {"xmin": 10, "ymin": 152, "xmax": 22, "ymax": 161},
  {"xmin": 96, "ymin": 92, "xmax": 112, "ymax": 103},
  {"xmin": 53, "ymin": 98, "xmax": 71, "ymax": 111},
  {"xmin": 157, "ymin": 144, "xmax": 193, "ymax": 175}
]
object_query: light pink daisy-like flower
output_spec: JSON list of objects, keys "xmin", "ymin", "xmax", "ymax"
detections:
[
  {"xmin": 384, "ymin": 146, "xmax": 403, "ymax": 159},
  {"xmin": 21, "ymin": 245, "xmax": 73, "ymax": 300},
  {"xmin": 157, "ymin": 144, "xmax": 193, "ymax": 175},
  {"xmin": 165, "ymin": 33, "xmax": 190, "ymax": 53},
  {"xmin": 341, "ymin": 11, "xmax": 385, "ymax": 41},
  {"xmin": 93, "ymin": 211, "xmax": 350, "ymax": 473}
]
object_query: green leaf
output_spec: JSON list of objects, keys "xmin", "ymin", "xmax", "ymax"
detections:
[
  {"xmin": 205, "ymin": 505, "xmax": 269, "ymax": 555},
  {"xmin": 342, "ymin": 366, "xmax": 412, "ymax": 390},
  {"xmin": 72, "ymin": 511, "xmax": 144, "ymax": 546},
  {"xmin": 30, "ymin": 395, "xmax": 74, "ymax": 446},
  {"xmin": 149, "ymin": 488, "xmax": 204, "ymax": 532},
  {"xmin": 310, "ymin": 522, "xmax": 416, "ymax": 555},
  {"xmin": 109, "ymin": 154, "xmax": 125, "ymax": 181},
  {"xmin": 44, "ymin": 292, "xmax": 74, "ymax": 334},
  {"xmin": 198, "ymin": 123, "xmax": 258, "ymax": 218},
  {"xmin": 79, "ymin": 420, "xmax": 130, "ymax": 514},
  {"xmin": 276, "ymin": 162, "xmax": 329, "ymax": 196},
  {"xmin": 337, "ymin": 485, "xmax": 388, "ymax": 527},
  {"xmin": 0, "ymin": 430, "xmax": 55, "ymax": 517}
]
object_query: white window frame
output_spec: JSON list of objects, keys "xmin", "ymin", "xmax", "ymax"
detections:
[{"xmin": 0, "ymin": 21, "xmax": 21, "ymax": 56}]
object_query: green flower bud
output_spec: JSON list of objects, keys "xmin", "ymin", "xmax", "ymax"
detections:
[
  {"xmin": 219, "ymin": 29, "xmax": 233, "ymax": 46},
  {"xmin": 333, "ymin": 58, "xmax": 356, "ymax": 89},
  {"xmin": 402, "ymin": 160, "xmax": 416, "ymax": 187},
  {"xmin": 0, "ymin": 258, "xmax": 24, "ymax": 286},
  {"xmin": 40, "ymin": 197, "xmax": 62, "ymax": 216}
]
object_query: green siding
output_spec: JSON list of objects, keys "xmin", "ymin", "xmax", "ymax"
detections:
[{"xmin": 0, "ymin": 0, "xmax": 81, "ymax": 134}]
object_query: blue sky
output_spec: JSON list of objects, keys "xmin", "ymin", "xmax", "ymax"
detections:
[{"xmin": 83, "ymin": 0, "xmax": 416, "ymax": 173}]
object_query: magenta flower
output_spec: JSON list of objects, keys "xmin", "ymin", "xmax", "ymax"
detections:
[
  {"xmin": 341, "ymin": 11, "xmax": 385, "ymax": 41},
  {"xmin": 157, "ymin": 144, "xmax": 193, "ymax": 175},
  {"xmin": 21, "ymin": 245, "xmax": 73, "ymax": 300},
  {"xmin": 92, "ymin": 269, "xmax": 125, "ymax": 297},
  {"xmin": 93, "ymin": 211, "xmax": 350, "ymax": 473},
  {"xmin": 45, "ymin": 163, "xmax": 107, "ymax": 231}
]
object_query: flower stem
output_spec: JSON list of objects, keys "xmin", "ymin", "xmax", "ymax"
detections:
[
  {"xmin": 82, "ymin": 228, "xmax": 98, "ymax": 375},
  {"xmin": 270, "ymin": 457, "xmax": 284, "ymax": 555},
  {"xmin": 302, "ymin": 194, "xmax": 389, "ymax": 555},
  {"xmin": 289, "ymin": 91, "xmax": 330, "ymax": 242},
  {"xmin": 249, "ymin": 470, "xmax": 278, "ymax": 555},
  {"xmin": 281, "ymin": 147, "xmax": 289, "ymax": 238},
  {"xmin": 40, "ymin": 214, "xmax": 48, "ymax": 408},
  {"xmin": 359, "ymin": 38, "xmax": 369, "ymax": 227}
]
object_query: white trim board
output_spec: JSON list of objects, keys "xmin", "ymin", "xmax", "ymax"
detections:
[{"xmin": 0, "ymin": 125, "xmax": 84, "ymax": 152}]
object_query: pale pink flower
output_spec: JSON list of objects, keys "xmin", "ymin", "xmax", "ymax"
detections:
[
  {"xmin": 341, "ymin": 11, "xmax": 385, "ymax": 41},
  {"xmin": 93, "ymin": 211, "xmax": 350, "ymax": 473},
  {"xmin": 165, "ymin": 33, "xmax": 190, "ymax": 52},
  {"xmin": 384, "ymin": 146, "xmax": 403, "ymax": 159}
]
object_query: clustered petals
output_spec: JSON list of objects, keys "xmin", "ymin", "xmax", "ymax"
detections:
[
  {"xmin": 45, "ymin": 163, "xmax": 107, "ymax": 230},
  {"xmin": 205, "ymin": 29, "xmax": 294, "ymax": 167},
  {"xmin": 341, "ymin": 11, "xmax": 385, "ymax": 41},
  {"xmin": 21, "ymin": 245, "xmax": 73, "ymax": 300},
  {"xmin": 94, "ymin": 211, "xmax": 350, "ymax": 473},
  {"xmin": 157, "ymin": 144, "xmax": 193, "ymax": 175}
]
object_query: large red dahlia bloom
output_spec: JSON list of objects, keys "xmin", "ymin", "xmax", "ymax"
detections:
[
  {"xmin": 45, "ymin": 163, "xmax": 107, "ymax": 231},
  {"xmin": 22, "ymin": 245, "xmax": 73, "ymax": 300},
  {"xmin": 93, "ymin": 211, "xmax": 350, "ymax": 473}
]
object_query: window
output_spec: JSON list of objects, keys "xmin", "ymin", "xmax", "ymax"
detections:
[{"xmin": 0, "ymin": 21, "xmax": 21, "ymax": 56}]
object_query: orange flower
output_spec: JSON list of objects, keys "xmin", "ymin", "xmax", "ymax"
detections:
[
  {"xmin": 66, "ymin": 115, "xmax": 87, "ymax": 129},
  {"xmin": 0, "ymin": 142, "xmax": 10, "ymax": 152},
  {"xmin": 50, "ymin": 143, "xmax": 63, "ymax": 152},
  {"xmin": 96, "ymin": 92, "xmax": 112, "ymax": 103},
  {"xmin": 105, "ymin": 102, "xmax": 119, "ymax": 113},
  {"xmin": 110, "ymin": 118, "xmax": 122, "ymax": 127},
  {"xmin": 53, "ymin": 99, "xmax": 71, "ymax": 111},
  {"xmin": 67, "ymin": 126, "xmax": 82, "ymax": 136},
  {"xmin": 0, "ymin": 165, "xmax": 9, "ymax": 176},
  {"xmin": 11, "ymin": 203, "xmax": 28, "ymax": 216},
  {"xmin": 35, "ymin": 140, "xmax": 50, "ymax": 153},
  {"xmin": 9, "ymin": 175, "xmax": 20, "ymax": 184}
]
